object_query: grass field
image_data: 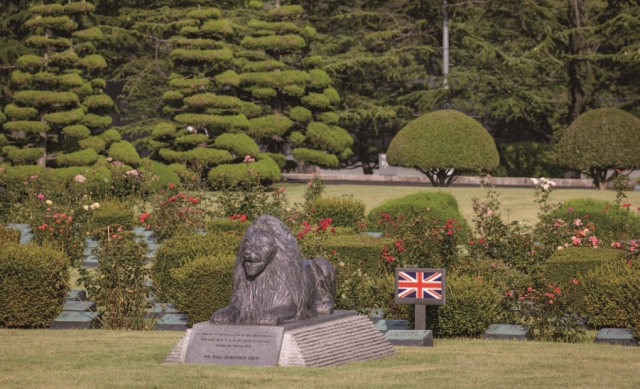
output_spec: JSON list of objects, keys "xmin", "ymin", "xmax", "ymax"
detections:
[
  {"xmin": 1, "ymin": 329, "xmax": 638, "ymax": 389},
  {"xmin": 278, "ymin": 183, "xmax": 640, "ymax": 224}
]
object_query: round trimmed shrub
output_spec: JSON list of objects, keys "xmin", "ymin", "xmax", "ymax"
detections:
[
  {"xmin": 152, "ymin": 231, "xmax": 242, "ymax": 302},
  {"xmin": 387, "ymin": 110, "xmax": 499, "ymax": 186},
  {"xmin": 138, "ymin": 158, "xmax": 181, "ymax": 191},
  {"xmin": 543, "ymin": 247, "xmax": 627, "ymax": 286},
  {"xmin": 558, "ymin": 108, "xmax": 640, "ymax": 189},
  {"xmin": 550, "ymin": 198, "xmax": 640, "ymax": 243},
  {"xmin": 366, "ymin": 192, "xmax": 469, "ymax": 236},
  {"xmin": 0, "ymin": 242, "xmax": 70, "ymax": 328},
  {"xmin": 426, "ymin": 274, "xmax": 503, "ymax": 338},
  {"xmin": 108, "ymin": 141, "xmax": 140, "ymax": 167},
  {"xmin": 171, "ymin": 254, "xmax": 235, "ymax": 325},
  {"xmin": 581, "ymin": 261, "xmax": 640, "ymax": 337},
  {"xmin": 207, "ymin": 157, "xmax": 280, "ymax": 186},
  {"xmin": 89, "ymin": 201, "xmax": 134, "ymax": 232},
  {"xmin": 309, "ymin": 196, "xmax": 365, "ymax": 228}
]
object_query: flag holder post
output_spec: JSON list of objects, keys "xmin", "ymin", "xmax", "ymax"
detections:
[{"xmin": 415, "ymin": 304, "xmax": 426, "ymax": 331}]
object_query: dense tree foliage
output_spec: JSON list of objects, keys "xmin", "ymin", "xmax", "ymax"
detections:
[
  {"xmin": 387, "ymin": 110, "xmax": 499, "ymax": 186},
  {"xmin": 0, "ymin": 1, "xmax": 638, "ymax": 180},
  {"xmin": 558, "ymin": 108, "xmax": 640, "ymax": 189}
]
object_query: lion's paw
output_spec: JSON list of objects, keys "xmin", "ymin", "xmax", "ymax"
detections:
[
  {"xmin": 210, "ymin": 309, "xmax": 233, "ymax": 324},
  {"xmin": 256, "ymin": 312, "xmax": 280, "ymax": 326}
]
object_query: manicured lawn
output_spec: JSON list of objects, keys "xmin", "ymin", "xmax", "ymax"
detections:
[
  {"xmin": 1, "ymin": 329, "xmax": 638, "ymax": 388},
  {"xmin": 278, "ymin": 183, "xmax": 640, "ymax": 224}
]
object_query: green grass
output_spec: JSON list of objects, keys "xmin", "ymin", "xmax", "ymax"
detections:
[
  {"xmin": 278, "ymin": 184, "xmax": 640, "ymax": 225},
  {"xmin": 1, "ymin": 329, "xmax": 638, "ymax": 388}
]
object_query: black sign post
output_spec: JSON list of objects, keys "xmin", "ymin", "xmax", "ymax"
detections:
[{"xmin": 394, "ymin": 268, "xmax": 446, "ymax": 331}]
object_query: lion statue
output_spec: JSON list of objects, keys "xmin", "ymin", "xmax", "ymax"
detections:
[{"xmin": 210, "ymin": 214, "xmax": 336, "ymax": 325}]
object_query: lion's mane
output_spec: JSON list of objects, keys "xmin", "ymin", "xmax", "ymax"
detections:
[{"xmin": 230, "ymin": 215, "xmax": 312, "ymax": 323}]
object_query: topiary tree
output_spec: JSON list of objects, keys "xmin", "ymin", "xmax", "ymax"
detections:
[
  {"xmin": 557, "ymin": 108, "xmax": 640, "ymax": 190},
  {"xmin": 149, "ymin": 4, "xmax": 351, "ymax": 187},
  {"xmin": 387, "ymin": 110, "xmax": 499, "ymax": 186},
  {"xmin": 1, "ymin": 2, "xmax": 115, "ymax": 168}
]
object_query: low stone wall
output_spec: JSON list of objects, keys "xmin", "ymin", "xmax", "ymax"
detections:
[{"xmin": 282, "ymin": 173, "xmax": 597, "ymax": 189}]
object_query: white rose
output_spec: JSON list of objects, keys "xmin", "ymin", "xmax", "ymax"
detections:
[
  {"xmin": 542, "ymin": 184, "xmax": 549, "ymax": 190},
  {"xmin": 45, "ymin": 200, "xmax": 53, "ymax": 205},
  {"xmin": 531, "ymin": 178, "xmax": 539, "ymax": 185},
  {"xmin": 84, "ymin": 205, "xmax": 89, "ymax": 211}
]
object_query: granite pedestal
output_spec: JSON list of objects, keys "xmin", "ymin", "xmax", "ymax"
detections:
[
  {"xmin": 594, "ymin": 328, "xmax": 637, "ymax": 346},
  {"xmin": 50, "ymin": 311, "xmax": 102, "ymax": 329},
  {"xmin": 385, "ymin": 330, "xmax": 434, "ymax": 347},
  {"xmin": 482, "ymin": 324, "xmax": 530, "ymax": 341},
  {"xmin": 164, "ymin": 311, "xmax": 395, "ymax": 367}
]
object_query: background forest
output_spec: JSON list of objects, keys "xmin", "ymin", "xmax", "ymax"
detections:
[{"xmin": 1, "ymin": 0, "xmax": 639, "ymax": 179}]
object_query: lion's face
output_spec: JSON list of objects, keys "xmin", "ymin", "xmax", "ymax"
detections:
[{"xmin": 241, "ymin": 231, "xmax": 277, "ymax": 277}]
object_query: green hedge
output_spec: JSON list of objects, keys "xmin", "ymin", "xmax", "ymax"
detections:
[
  {"xmin": 207, "ymin": 219, "xmax": 250, "ymax": 235},
  {"xmin": 543, "ymin": 247, "xmax": 626, "ymax": 285},
  {"xmin": 366, "ymin": 192, "xmax": 469, "ymax": 235},
  {"xmin": 139, "ymin": 158, "xmax": 181, "ymax": 191},
  {"xmin": 582, "ymin": 261, "xmax": 640, "ymax": 337},
  {"xmin": 171, "ymin": 254, "xmax": 235, "ymax": 325},
  {"xmin": 152, "ymin": 231, "xmax": 242, "ymax": 302},
  {"xmin": 550, "ymin": 199, "xmax": 640, "ymax": 243},
  {"xmin": 300, "ymin": 233, "xmax": 393, "ymax": 280},
  {"xmin": 89, "ymin": 201, "xmax": 134, "ymax": 232},
  {"xmin": 292, "ymin": 148, "xmax": 338, "ymax": 168},
  {"xmin": 0, "ymin": 225, "xmax": 20, "ymax": 244},
  {"xmin": 56, "ymin": 148, "xmax": 99, "ymax": 166},
  {"xmin": 0, "ymin": 242, "xmax": 69, "ymax": 328},
  {"xmin": 309, "ymin": 196, "xmax": 365, "ymax": 228},
  {"xmin": 207, "ymin": 158, "xmax": 280, "ymax": 186},
  {"xmin": 108, "ymin": 141, "xmax": 140, "ymax": 167},
  {"xmin": 426, "ymin": 274, "xmax": 503, "ymax": 338}
]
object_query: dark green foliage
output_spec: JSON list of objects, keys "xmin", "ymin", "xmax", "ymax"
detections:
[
  {"xmin": 367, "ymin": 192, "xmax": 469, "ymax": 235},
  {"xmin": 543, "ymin": 247, "xmax": 626, "ymax": 286},
  {"xmin": 3, "ymin": 121, "xmax": 50, "ymax": 133},
  {"xmin": 388, "ymin": 110, "xmax": 499, "ymax": 186},
  {"xmin": 0, "ymin": 242, "xmax": 69, "ymax": 328},
  {"xmin": 89, "ymin": 201, "xmax": 135, "ymax": 232},
  {"xmin": 13, "ymin": 91, "xmax": 78, "ymax": 107},
  {"xmin": 63, "ymin": 124, "xmax": 91, "ymax": 139},
  {"xmin": 170, "ymin": 47, "xmax": 233, "ymax": 65},
  {"xmin": 138, "ymin": 158, "xmax": 181, "ymax": 191},
  {"xmin": 100, "ymin": 129, "xmax": 121, "ymax": 144},
  {"xmin": 502, "ymin": 142, "xmax": 564, "ymax": 178},
  {"xmin": 159, "ymin": 147, "xmax": 232, "ymax": 166},
  {"xmin": 78, "ymin": 54, "xmax": 107, "ymax": 70},
  {"xmin": 173, "ymin": 113, "xmax": 249, "ymax": 131},
  {"xmin": 0, "ymin": 225, "xmax": 20, "ymax": 244},
  {"xmin": 171, "ymin": 254, "xmax": 235, "ymax": 325},
  {"xmin": 558, "ymin": 109, "xmax": 640, "ymax": 189},
  {"xmin": 73, "ymin": 27, "xmax": 103, "ymax": 42},
  {"xmin": 582, "ymin": 261, "xmax": 640, "ymax": 337},
  {"xmin": 207, "ymin": 219, "xmax": 250, "ymax": 235},
  {"xmin": 241, "ymin": 35, "xmax": 306, "ymax": 52},
  {"xmin": 153, "ymin": 231, "xmax": 241, "ymax": 302},
  {"xmin": 292, "ymin": 148, "xmax": 338, "ymax": 168},
  {"xmin": 300, "ymin": 233, "xmax": 394, "ymax": 284},
  {"xmin": 108, "ymin": 141, "xmax": 140, "ymax": 166},
  {"xmin": 82, "ymin": 113, "xmax": 112, "ymax": 129},
  {"xmin": 43, "ymin": 109, "xmax": 84, "ymax": 126},
  {"xmin": 289, "ymin": 106, "xmax": 312, "ymax": 123},
  {"xmin": 550, "ymin": 199, "xmax": 640, "ymax": 243},
  {"xmin": 174, "ymin": 134, "xmax": 209, "ymax": 146},
  {"xmin": 261, "ymin": 152, "xmax": 286, "ymax": 169},
  {"xmin": 2, "ymin": 146, "xmax": 45, "ymax": 165},
  {"xmin": 57, "ymin": 148, "xmax": 99, "ymax": 166},
  {"xmin": 305, "ymin": 122, "xmax": 353, "ymax": 154},
  {"xmin": 79, "ymin": 136, "xmax": 106, "ymax": 152},
  {"xmin": 215, "ymin": 133, "xmax": 259, "ymax": 157},
  {"xmin": 83, "ymin": 94, "xmax": 114, "ymax": 110},
  {"xmin": 248, "ymin": 114, "xmax": 292, "ymax": 138},
  {"xmin": 207, "ymin": 157, "xmax": 281, "ymax": 186},
  {"xmin": 4, "ymin": 104, "xmax": 37, "ymax": 121},
  {"xmin": 426, "ymin": 275, "xmax": 503, "ymax": 338},
  {"xmin": 309, "ymin": 197, "xmax": 365, "ymax": 228}
]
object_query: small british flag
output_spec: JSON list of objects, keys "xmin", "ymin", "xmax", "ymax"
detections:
[{"xmin": 397, "ymin": 271, "xmax": 443, "ymax": 300}]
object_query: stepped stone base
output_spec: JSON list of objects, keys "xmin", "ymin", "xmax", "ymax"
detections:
[
  {"xmin": 278, "ymin": 312, "xmax": 396, "ymax": 367},
  {"xmin": 164, "ymin": 311, "xmax": 395, "ymax": 367}
]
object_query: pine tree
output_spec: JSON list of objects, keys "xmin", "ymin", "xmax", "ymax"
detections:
[{"xmin": 1, "ymin": 1, "xmax": 119, "ymax": 168}]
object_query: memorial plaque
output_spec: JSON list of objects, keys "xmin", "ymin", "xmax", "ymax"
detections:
[
  {"xmin": 145, "ymin": 303, "xmax": 178, "ymax": 319},
  {"xmin": 50, "ymin": 311, "xmax": 102, "ymax": 330},
  {"xmin": 594, "ymin": 328, "xmax": 637, "ymax": 346},
  {"xmin": 361, "ymin": 232, "xmax": 384, "ymax": 238},
  {"xmin": 185, "ymin": 322, "xmax": 285, "ymax": 366},
  {"xmin": 154, "ymin": 313, "xmax": 189, "ymax": 331},
  {"xmin": 65, "ymin": 290, "xmax": 87, "ymax": 301},
  {"xmin": 482, "ymin": 324, "xmax": 530, "ymax": 341},
  {"xmin": 62, "ymin": 300, "xmax": 96, "ymax": 312},
  {"xmin": 385, "ymin": 330, "xmax": 434, "ymax": 347},
  {"xmin": 375, "ymin": 319, "xmax": 410, "ymax": 333}
]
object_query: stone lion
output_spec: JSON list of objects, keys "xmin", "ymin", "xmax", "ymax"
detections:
[{"xmin": 210, "ymin": 214, "xmax": 336, "ymax": 325}]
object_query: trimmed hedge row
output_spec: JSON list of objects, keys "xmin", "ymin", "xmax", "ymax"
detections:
[
  {"xmin": 0, "ymin": 242, "xmax": 69, "ymax": 328},
  {"xmin": 543, "ymin": 247, "xmax": 626, "ymax": 285},
  {"xmin": 366, "ymin": 192, "xmax": 469, "ymax": 236},
  {"xmin": 582, "ymin": 261, "xmax": 640, "ymax": 337},
  {"xmin": 171, "ymin": 254, "xmax": 235, "ymax": 325},
  {"xmin": 152, "ymin": 231, "xmax": 241, "ymax": 302},
  {"xmin": 309, "ymin": 196, "xmax": 365, "ymax": 228}
]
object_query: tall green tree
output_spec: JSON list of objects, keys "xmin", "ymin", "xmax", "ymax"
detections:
[
  {"xmin": 308, "ymin": 0, "xmax": 440, "ymax": 173},
  {"xmin": 1, "ymin": 1, "xmax": 116, "ymax": 168}
]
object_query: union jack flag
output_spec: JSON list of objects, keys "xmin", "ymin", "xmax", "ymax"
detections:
[{"xmin": 397, "ymin": 271, "xmax": 443, "ymax": 300}]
